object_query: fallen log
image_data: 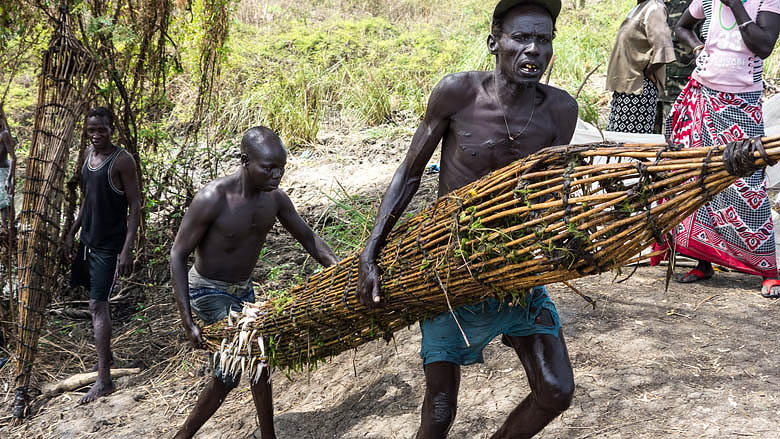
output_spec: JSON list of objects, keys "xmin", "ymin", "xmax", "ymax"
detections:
[{"xmin": 43, "ymin": 368, "xmax": 141, "ymax": 397}]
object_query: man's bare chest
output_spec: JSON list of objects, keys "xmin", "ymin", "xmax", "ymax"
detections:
[
  {"xmin": 211, "ymin": 201, "xmax": 277, "ymax": 241},
  {"xmin": 448, "ymin": 115, "xmax": 554, "ymax": 167}
]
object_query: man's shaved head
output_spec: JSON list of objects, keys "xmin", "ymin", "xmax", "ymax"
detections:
[
  {"xmin": 240, "ymin": 126, "xmax": 285, "ymax": 157},
  {"xmin": 239, "ymin": 126, "xmax": 287, "ymax": 191}
]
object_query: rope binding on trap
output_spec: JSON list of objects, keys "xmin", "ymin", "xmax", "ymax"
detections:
[
  {"xmin": 723, "ymin": 136, "xmax": 776, "ymax": 177},
  {"xmin": 12, "ymin": 386, "xmax": 28, "ymax": 419}
]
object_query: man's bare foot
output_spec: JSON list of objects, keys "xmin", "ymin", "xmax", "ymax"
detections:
[{"xmin": 79, "ymin": 379, "xmax": 115, "ymax": 404}]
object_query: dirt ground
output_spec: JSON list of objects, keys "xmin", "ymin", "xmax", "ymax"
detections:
[
  {"xmin": 2, "ymin": 266, "xmax": 779, "ymax": 438},
  {"xmin": 2, "ymin": 126, "xmax": 780, "ymax": 438}
]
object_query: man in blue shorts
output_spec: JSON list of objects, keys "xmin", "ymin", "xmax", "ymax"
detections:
[
  {"xmin": 357, "ymin": 1, "xmax": 577, "ymax": 437},
  {"xmin": 170, "ymin": 126, "xmax": 338, "ymax": 439}
]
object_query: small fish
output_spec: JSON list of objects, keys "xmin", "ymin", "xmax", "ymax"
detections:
[
  {"xmin": 244, "ymin": 306, "xmax": 260, "ymax": 319},
  {"xmin": 247, "ymin": 329, "xmax": 257, "ymax": 357},
  {"xmin": 229, "ymin": 356, "xmax": 238, "ymax": 377},
  {"xmin": 237, "ymin": 330, "xmax": 248, "ymax": 353},
  {"xmin": 219, "ymin": 353, "xmax": 228, "ymax": 373}
]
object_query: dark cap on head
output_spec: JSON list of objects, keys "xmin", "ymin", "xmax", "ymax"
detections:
[{"xmin": 492, "ymin": 0, "xmax": 561, "ymax": 26}]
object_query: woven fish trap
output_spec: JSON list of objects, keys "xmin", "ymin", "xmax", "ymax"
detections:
[
  {"xmin": 13, "ymin": 9, "xmax": 96, "ymax": 420},
  {"xmin": 203, "ymin": 136, "xmax": 780, "ymax": 380}
]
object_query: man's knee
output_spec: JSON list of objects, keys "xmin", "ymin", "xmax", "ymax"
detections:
[
  {"xmin": 432, "ymin": 391, "xmax": 457, "ymax": 425},
  {"xmin": 536, "ymin": 377, "xmax": 574, "ymax": 414},
  {"xmin": 88, "ymin": 300, "xmax": 108, "ymax": 314}
]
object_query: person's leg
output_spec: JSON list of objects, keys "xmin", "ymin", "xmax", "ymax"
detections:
[
  {"xmin": 417, "ymin": 361, "xmax": 460, "ymax": 439},
  {"xmin": 90, "ymin": 353, "xmax": 115, "ymax": 372},
  {"xmin": 174, "ymin": 375, "xmax": 236, "ymax": 439},
  {"xmin": 677, "ymin": 258, "xmax": 714, "ymax": 283},
  {"xmin": 80, "ymin": 249, "xmax": 118, "ymax": 404},
  {"xmin": 80, "ymin": 299, "xmax": 115, "ymax": 403},
  {"xmin": 0, "ymin": 169, "xmax": 8, "ymax": 226},
  {"xmin": 492, "ymin": 321, "xmax": 574, "ymax": 439},
  {"xmin": 250, "ymin": 367, "xmax": 276, "ymax": 439}
]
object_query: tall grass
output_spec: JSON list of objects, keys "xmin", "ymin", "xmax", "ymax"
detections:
[
  {"xmin": 199, "ymin": 0, "xmax": 646, "ymax": 145},
  {"xmin": 314, "ymin": 186, "xmax": 378, "ymax": 256}
]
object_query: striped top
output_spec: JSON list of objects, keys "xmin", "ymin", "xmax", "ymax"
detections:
[{"xmin": 689, "ymin": 0, "xmax": 780, "ymax": 93}]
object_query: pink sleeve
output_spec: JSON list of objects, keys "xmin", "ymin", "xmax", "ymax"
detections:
[
  {"xmin": 688, "ymin": 0, "xmax": 705, "ymax": 19},
  {"xmin": 760, "ymin": 0, "xmax": 780, "ymax": 15}
]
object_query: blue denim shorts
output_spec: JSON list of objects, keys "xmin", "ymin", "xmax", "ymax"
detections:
[
  {"xmin": 420, "ymin": 286, "xmax": 561, "ymax": 366},
  {"xmin": 189, "ymin": 286, "xmax": 255, "ymax": 326}
]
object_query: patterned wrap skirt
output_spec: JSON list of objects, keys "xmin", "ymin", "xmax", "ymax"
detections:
[
  {"xmin": 607, "ymin": 77, "xmax": 659, "ymax": 134},
  {"xmin": 662, "ymin": 78, "xmax": 776, "ymax": 277}
]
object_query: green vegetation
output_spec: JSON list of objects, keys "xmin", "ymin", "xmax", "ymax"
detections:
[
  {"xmin": 5, "ymin": 0, "xmax": 779, "ymax": 153},
  {"xmin": 209, "ymin": 0, "xmax": 632, "ymax": 141},
  {"xmin": 315, "ymin": 187, "xmax": 378, "ymax": 256}
]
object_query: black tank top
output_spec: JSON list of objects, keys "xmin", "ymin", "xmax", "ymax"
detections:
[{"xmin": 80, "ymin": 147, "xmax": 129, "ymax": 252}]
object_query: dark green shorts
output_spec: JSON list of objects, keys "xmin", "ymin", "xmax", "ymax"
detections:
[{"xmin": 86, "ymin": 247, "xmax": 118, "ymax": 302}]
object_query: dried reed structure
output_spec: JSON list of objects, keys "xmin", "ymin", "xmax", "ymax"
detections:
[
  {"xmin": 203, "ymin": 136, "xmax": 780, "ymax": 380},
  {"xmin": 13, "ymin": 9, "xmax": 96, "ymax": 419}
]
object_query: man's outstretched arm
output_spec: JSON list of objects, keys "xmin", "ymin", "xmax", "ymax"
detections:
[
  {"xmin": 275, "ymin": 190, "xmax": 338, "ymax": 267},
  {"xmin": 170, "ymin": 187, "xmax": 220, "ymax": 348},
  {"xmin": 357, "ymin": 75, "xmax": 465, "ymax": 308}
]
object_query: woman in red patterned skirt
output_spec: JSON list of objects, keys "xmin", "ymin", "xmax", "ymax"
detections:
[{"xmin": 665, "ymin": 0, "xmax": 780, "ymax": 296}]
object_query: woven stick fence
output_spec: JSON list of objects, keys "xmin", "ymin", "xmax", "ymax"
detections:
[
  {"xmin": 203, "ymin": 136, "xmax": 780, "ymax": 381},
  {"xmin": 13, "ymin": 8, "xmax": 96, "ymax": 420}
]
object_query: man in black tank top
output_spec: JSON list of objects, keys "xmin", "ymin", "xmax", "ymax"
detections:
[{"xmin": 64, "ymin": 107, "xmax": 141, "ymax": 404}]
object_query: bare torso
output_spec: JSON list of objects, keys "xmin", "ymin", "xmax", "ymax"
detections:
[
  {"xmin": 437, "ymin": 71, "xmax": 576, "ymax": 196},
  {"xmin": 193, "ymin": 174, "xmax": 279, "ymax": 282}
]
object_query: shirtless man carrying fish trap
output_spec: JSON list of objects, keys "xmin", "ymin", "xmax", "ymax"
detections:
[{"xmin": 170, "ymin": 126, "xmax": 338, "ymax": 439}]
